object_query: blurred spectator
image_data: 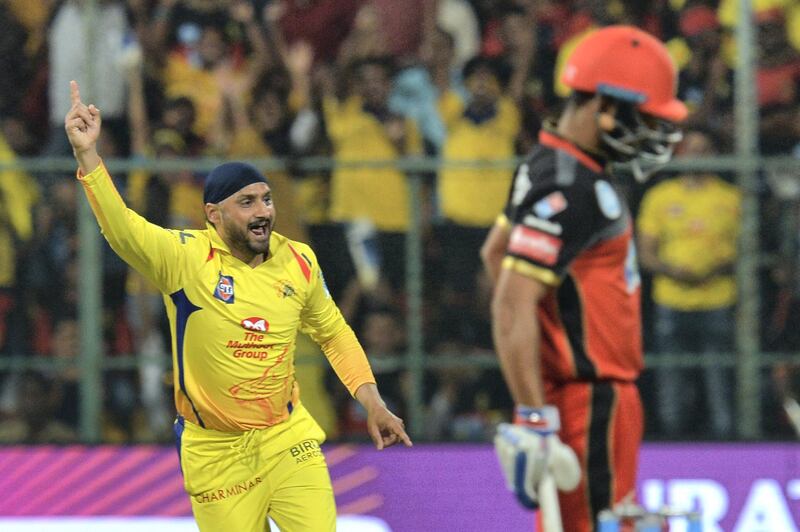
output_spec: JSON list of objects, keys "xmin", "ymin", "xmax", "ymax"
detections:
[
  {"xmin": 427, "ymin": 364, "xmax": 511, "ymax": 440},
  {"xmin": 718, "ymin": 0, "xmax": 800, "ymax": 53},
  {"xmin": 143, "ymin": 0, "xmax": 229, "ymax": 54},
  {"xmin": 48, "ymin": 316, "xmax": 81, "ymax": 434},
  {"xmin": 389, "ymin": 26, "xmax": 465, "ymax": 155},
  {"xmin": 435, "ymin": 0, "xmax": 479, "ymax": 69},
  {"xmin": 426, "ymin": 269, "xmax": 511, "ymax": 440},
  {"xmin": 322, "ymin": 56, "xmax": 424, "ymax": 293},
  {"xmin": 0, "ymin": 122, "xmax": 40, "ymax": 354},
  {"xmin": 46, "ymin": 0, "xmax": 132, "ymax": 157},
  {"xmin": 281, "ymin": 41, "xmax": 347, "ymax": 294},
  {"xmin": 277, "ymin": 0, "xmax": 362, "ymax": 63},
  {"xmin": 0, "ymin": 371, "xmax": 78, "ymax": 444},
  {"xmin": 368, "ymin": 0, "xmax": 433, "ymax": 62},
  {"xmin": 0, "ymin": 123, "xmax": 40, "ymax": 420},
  {"xmin": 155, "ymin": 1, "xmax": 272, "ymax": 141},
  {"xmin": 25, "ymin": 181, "xmax": 80, "ymax": 360},
  {"xmin": 5, "ymin": 0, "xmax": 51, "ymax": 142},
  {"xmin": 435, "ymin": 56, "xmax": 519, "ymax": 342},
  {"xmin": 0, "ymin": 3, "xmax": 35, "ymax": 117},
  {"xmin": 160, "ymin": 97, "xmax": 207, "ymax": 155},
  {"xmin": 337, "ymin": 3, "xmax": 390, "ymax": 66},
  {"xmin": 637, "ymin": 129, "xmax": 741, "ymax": 439},
  {"xmin": 426, "ymin": 363, "xmax": 482, "ymax": 440},
  {"xmin": 674, "ymin": 5, "xmax": 734, "ymax": 149},
  {"xmin": 766, "ymin": 164, "xmax": 800, "ymax": 351},
  {"xmin": 5, "ymin": 0, "xmax": 51, "ymax": 59},
  {"xmin": 330, "ymin": 301, "xmax": 412, "ymax": 439},
  {"xmin": 493, "ymin": 3, "xmax": 552, "ymax": 151},
  {"xmin": 756, "ymin": 7, "xmax": 800, "ymax": 155},
  {"xmin": 220, "ymin": 60, "xmax": 308, "ymax": 242}
]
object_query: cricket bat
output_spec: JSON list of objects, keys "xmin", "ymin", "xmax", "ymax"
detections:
[{"xmin": 539, "ymin": 473, "xmax": 563, "ymax": 532}]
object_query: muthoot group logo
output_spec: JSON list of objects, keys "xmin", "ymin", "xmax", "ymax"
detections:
[{"xmin": 241, "ymin": 317, "xmax": 268, "ymax": 332}]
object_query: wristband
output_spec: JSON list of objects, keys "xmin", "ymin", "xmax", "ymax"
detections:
[{"xmin": 514, "ymin": 405, "xmax": 560, "ymax": 432}]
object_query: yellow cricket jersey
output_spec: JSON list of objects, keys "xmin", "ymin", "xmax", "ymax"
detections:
[
  {"xmin": 324, "ymin": 96, "xmax": 422, "ymax": 232},
  {"xmin": 79, "ymin": 162, "xmax": 375, "ymax": 432},
  {"xmin": 438, "ymin": 92, "xmax": 520, "ymax": 227},
  {"xmin": 0, "ymin": 133, "xmax": 38, "ymax": 287},
  {"xmin": 637, "ymin": 175, "xmax": 741, "ymax": 311}
]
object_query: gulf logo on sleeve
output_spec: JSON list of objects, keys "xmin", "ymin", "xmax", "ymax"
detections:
[
  {"xmin": 214, "ymin": 273, "xmax": 235, "ymax": 303},
  {"xmin": 508, "ymin": 226, "xmax": 562, "ymax": 265}
]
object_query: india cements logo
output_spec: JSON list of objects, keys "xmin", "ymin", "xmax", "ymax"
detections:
[{"xmin": 214, "ymin": 273, "xmax": 235, "ymax": 303}]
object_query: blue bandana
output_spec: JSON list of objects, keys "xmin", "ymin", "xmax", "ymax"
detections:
[{"xmin": 203, "ymin": 162, "xmax": 269, "ymax": 204}]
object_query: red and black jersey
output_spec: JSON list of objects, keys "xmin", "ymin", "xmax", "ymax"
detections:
[{"xmin": 500, "ymin": 128, "xmax": 643, "ymax": 383}]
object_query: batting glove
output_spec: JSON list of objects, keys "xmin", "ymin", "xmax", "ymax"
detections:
[{"xmin": 494, "ymin": 405, "xmax": 581, "ymax": 510}]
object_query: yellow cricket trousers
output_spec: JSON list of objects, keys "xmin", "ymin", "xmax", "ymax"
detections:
[{"xmin": 175, "ymin": 403, "xmax": 336, "ymax": 531}]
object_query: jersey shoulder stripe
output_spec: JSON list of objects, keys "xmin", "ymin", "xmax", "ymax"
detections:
[{"xmin": 287, "ymin": 242, "xmax": 312, "ymax": 282}]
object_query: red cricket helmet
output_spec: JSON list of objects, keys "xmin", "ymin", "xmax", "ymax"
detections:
[
  {"xmin": 561, "ymin": 26, "xmax": 688, "ymax": 180},
  {"xmin": 561, "ymin": 25, "xmax": 687, "ymax": 122}
]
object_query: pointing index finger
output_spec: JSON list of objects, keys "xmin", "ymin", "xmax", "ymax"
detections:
[{"xmin": 70, "ymin": 80, "xmax": 81, "ymax": 106}]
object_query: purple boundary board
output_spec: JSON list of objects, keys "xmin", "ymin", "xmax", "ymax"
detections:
[{"xmin": 0, "ymin": 443, "xmax": 798, "ymax": 531}]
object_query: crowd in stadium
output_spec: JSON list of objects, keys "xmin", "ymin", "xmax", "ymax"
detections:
[{"xmin": 1, "ymin": 0, "xmax": 800, "ymax": 444}]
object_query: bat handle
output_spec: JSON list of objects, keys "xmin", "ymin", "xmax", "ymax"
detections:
[{"xmin": 539, "ymin": 474, "xmax": 563, "ymax": 532}]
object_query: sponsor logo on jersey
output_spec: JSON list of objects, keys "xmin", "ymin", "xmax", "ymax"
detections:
[
  {"xmin": 274, "ymin": 280, "xmax": 296, "ymax": 298},
  {"xmin": 194, "ymin": 476, "xmax": 263, "ymax": 504},
  {"xmin": 289, "ymin": 439, "xmax": 323, "ymax": 464},
  {"xmin": 241, "ymin": 317, "xmax": 269, "ymax": 332},
  {"xmin": 595, "ymin": 180, "xmax": 622, "ymax": 219},
  {"xmin": 533, "ymin": 191, "xmax": 567, "ymax": 219},
  {"xmin": 214, "ymin": 273, "xmax": 235, "ymax": 303},
  {"xmin": 509, "ymin": 226, "xmax": 562, "ymax": 265},
  {"xmin": 522, "ymin": 214, "xmax": 563, "ymax": 235}
]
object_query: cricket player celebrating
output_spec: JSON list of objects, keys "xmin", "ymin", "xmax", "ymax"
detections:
[
  {"xmin": 65, "ymin": 80, "xmax": 411, "ymax": 531},
  {"xmin": 482, "ymin": 27, "xmax": 687, "ymax": 531}
]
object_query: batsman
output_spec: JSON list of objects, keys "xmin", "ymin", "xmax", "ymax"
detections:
[{"xmin": 482, "ymin": 26, "xmax": 687, "ymax": 531}]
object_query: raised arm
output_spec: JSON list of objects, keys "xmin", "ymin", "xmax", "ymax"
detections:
[{"xmin": 65, "ymin": 81, "xmax": 186, "ymax": 294}]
